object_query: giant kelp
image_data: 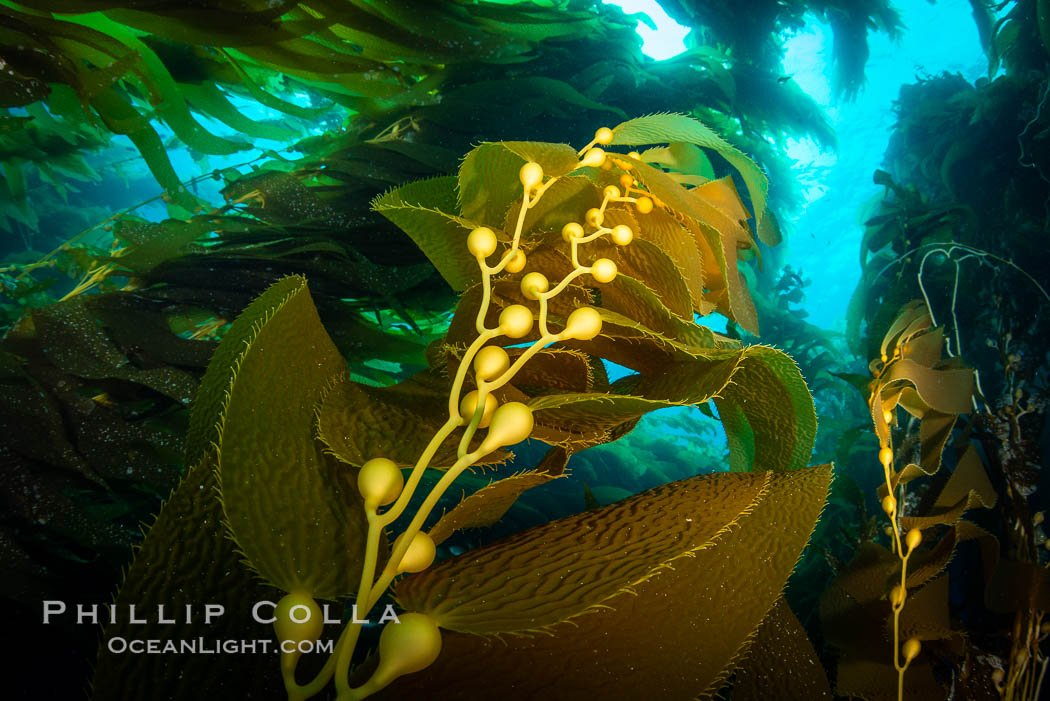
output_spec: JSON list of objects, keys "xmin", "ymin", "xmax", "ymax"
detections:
[
  {"xmin": 91, "ymin": 114, "xmax": 835, "ymax": 700},
  {"xmin": 0, "ymin": 0, "xmax": 840, "ymax": 262},
  {"xmin": 660, "ymin": 0, "xmax": 903, "ymax": 101},
  {"xmin": 0, "ymin": 0, "xmax": 608, "ymax": 211},
  {"xmin": 823, "ymin": 302, "xmax": 1000, "ymax": 700},
  {"xmin": 840, "ymin": 5, "xmax": 1050, "ymax": 695},
  {"xmin": 4, "ymin": 2, "xmax": 1005, "ymax": 699},
  {"xmin": 0, "ymin": 9, "xmax": 851, "ymax": 691}
]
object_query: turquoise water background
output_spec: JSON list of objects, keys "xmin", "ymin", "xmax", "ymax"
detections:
[
  {"xmin": 609, "ymin": 0, "xmax": 987, "ymax": 331},
  {"xmin": 780, "ymin": 0, "xmax": 986, "ymax": 330},
  {"xmin": 609, "ymin": 0, "xmax": 982, "ymax": 329},
  {"xmin": 570, "ymin": 0, "xmax": 991, "ymax": 493},
  {"xmin": 5, "ymin": 0, "xmax": 996, "ymax": 500}
]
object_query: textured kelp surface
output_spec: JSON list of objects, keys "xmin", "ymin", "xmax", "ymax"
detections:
[
  {"xmin": 89, "ymin": 112, "xmax": 841, "ymax": 698},
  {"xmin": 381, "ymin": 466, "xmax": 831, "ymax": 700},
  {"xmin": 3, "ymin": 1, "xmax": 1048, "ymax": 700}
]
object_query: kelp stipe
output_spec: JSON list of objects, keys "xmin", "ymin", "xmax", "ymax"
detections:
[
  {"xmin": 822, "ymin": 301, "xmax": 994, "ymax": 700},
  {"xmin": 92, "ymin": 115, "xmax": 833, "ymax": 700}
]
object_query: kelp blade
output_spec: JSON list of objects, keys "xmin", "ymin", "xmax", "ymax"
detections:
[{"xmin": 382, "ymin": 464, "xmax": 832, "ymax": 700}]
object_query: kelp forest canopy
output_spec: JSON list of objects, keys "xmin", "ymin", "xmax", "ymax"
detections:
[{"xmin": 1, "ymin": 1, "xmax": 1049, "ymax": 701}]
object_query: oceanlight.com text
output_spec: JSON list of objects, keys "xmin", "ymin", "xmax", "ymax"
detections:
[{"xmin": 105, "ymin": 637, "xmax": 336, "ymax": 655}]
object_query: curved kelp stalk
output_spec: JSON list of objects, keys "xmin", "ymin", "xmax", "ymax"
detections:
[
  {"xmin": 93, "ymin": 115, "xmax": 832, "ymax": 700},
  {"xmin": 822, "ymin": 301, "xmax": 1003, "ymax": 700}
]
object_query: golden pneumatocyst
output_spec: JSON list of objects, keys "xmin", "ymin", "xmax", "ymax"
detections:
[
  {"xmin": 479, "ymin": 402, "xmax": 534, "ymax": 452},
  {"xmin": 590, "ymin": 258, "xmax": 617, "ymax": 283},
  {"xmin": 519, "ymin": 161, "xmax": 543, "ymax": 189},
  {"xmin": 610, "ymin": 224, "xmax": 633, "ymax": 246},
  {"xmin": 499, "ymin": 305, "xmax": 533, "ymax": 339},
  {"xmin": 902, "ymin": 638, "xmax": 921, "ymax": 664},
  {"xmin": 358, "ymin": 457, "xmax": 404, "ymax": 507},
  {"xmin": 635, "ymin": 196, "xmax": 653, "ymax": 214},
  {"xmin": 585, "ymin": 207, "xmax": 604, "ymax": 227},
  {"xmin": 594, "ymin": 126, "xmax": 614, "ymax": 145},
  {"xmin": 581, "ymin": 147, "xmax": 606, "ymax": 168},
  {"xmin": 562, "ymin": 222, "xmax": 584, "ymax": 242},
  {"xmin": 565, "ymin": 307, "xmax": 602, "ymax": 340},
  {"xmin": 460, "ymin": 390, "xmax": 498, "ymax": 428},
  {"xmin": 375, "ymin": 612, "xmax": 442, "ymax": 680},
  {"xmin": 395, "ymin": 532, "xmax": 436, "ymax": 574},
  {"xmin": 273, "ymin": 591, "xmax": 323, "ymax": 647},
  {"xmin": 504, "ymin": 249, "xmax": 526, "ymax": 273},
  {"xmin": 905, "ymin": 527, "xmax": 922, "ymax": 551},
  {"xmin": 474, "ymin": 345, "xmax": 510, "ymax": 381},
  {"xmin": 603, "ymin": 185, "xmax": 620, "ymax": 200},
  {"xmin": 467, "ymin": 227, "xmax": 497, "ymax": 259},
  {"xmin": 881, "ymin": 494, "xmax": 896, "ymax": 515},
  {"xmin": 520, "ymin": 272, "xmax": 549, "ymax": 300}
]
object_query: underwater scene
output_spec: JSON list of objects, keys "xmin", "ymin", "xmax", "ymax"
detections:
[{"xmin": 2, "ymin": 0, "xmax": 1048, "ymax": 699}]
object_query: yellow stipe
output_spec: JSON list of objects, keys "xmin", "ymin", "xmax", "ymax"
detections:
[{"xmin": 295, "ymin": 130, "xmax": 635, "ymax": 700}]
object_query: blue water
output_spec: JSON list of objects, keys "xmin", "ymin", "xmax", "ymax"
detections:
[
  {"xmin": 7, "ymin": 0, "xmax": 992, "ymax": 489},
  {"xmin": 584, "ymin": 0, "xmax": 990, "ymax": 484},
  {"xmin": 70, "ymin": 0, "xmax": 990, "ymax": 336},
  {"xmin": 607, "ymin": 0, "xmax": 986, "ymax": 330},
  {"xmin": 781, "ymin": 0, "xmax": 987, "ymax": 330}
]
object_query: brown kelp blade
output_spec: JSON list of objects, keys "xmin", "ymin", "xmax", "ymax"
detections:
[
  {"xmin": 91, "ymin": 454, "xmax": 284, "ymax": 701},
  {"xmin": 214, "ymin": 276, "xmax": 369, "ymax": 600},
  {"xmin": 382, "ymin": 464, "xmax": 831, "ymax": 700}
]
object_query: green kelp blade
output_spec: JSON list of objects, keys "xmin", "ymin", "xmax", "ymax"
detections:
[
  {"xmin": 609, "ymin": 113, "xmax": 776, "ymax": 246},
  {"xmin": 316, "ymin": 369, "xmax": 511, "ymax": 470},
  {"xmin": 626, "ymin": 158, "xmax": 760, "ymax": 335},
  {"xmin": 31, "ymin": 298, "xmax": 197, "ymax": 404},
  {"xmin": 522, "ymin": 357, "xmax": 738, "ymax": 449},
  {"xmin": 502, "ymin": 174, "xmax": 600, "ymax": 237},
  {"xmin": 66, "ymin": 13, "xmax": 250, "ymax": 156},
  {"xmin": 185, "ymin": 275, "xmax": 304, "ymax": 466},
  {"xmin": 180, "ymin": 82, "xmax": 298, "ymax": 142},
  {"xmin": 458, "ymin": 141, "xmax": 580, "ymax": 224},
  {"xmin": 882, "ymin": 357, "xmax": 974, "ymax": 415},
  {"xmin": 89, "ymin": 87, "xmax": 198, "ymax": 211},
  {"xmin": 642, "ymin": 141, "xmax": 716, "ymax": 180},
  {"xmin": 439, "ymin": 281, "xmax": 717, "ymax": 374},
  {"xmin": 508, "ymin": 346, "xmax": 600, "ymax": 394},
  {"xmin": 714, "ymin": 344, "xmax": 816, "ymax": 472},
  {"xmin": 523, "ymin": 344, "xmax": 815, "ymax": 472},
  {"xmin": 598, "ymin": 270, "xmax": 711, "ymax": 345},
  {"xmin": 3, "ymin": 159, "xmax": 26, "ymax": 207},
  {"xmin": 372, "ymin": 175, "xmax": 483, "ymax": 291},
  {"xmin": 384, "ymin": 464, "xmax": 832, "ymax": 700},
  {"xmin": 220, "ymin": 49, "xmax": 329, "ymax": 120},
  {"xmin": 108, "ymin": 216, "xmax": 215, "ymax": 275},
  {"xmin": 899, "ymin": 444, "xmax": 996, "ymax": 531},
  {"xmin": 1040, "ymin": 0, "xmax": 1050, "ymax": 58},
  {"xmin": 587, "ymin": 234, "xmax": 695, "ymax": 322},
  {"xmin": 469, "ymin": 5, "xmax": 602, "ymax": 43},
  {"xmin": 437, "ymin": 282, "xmax": 808, "ymax": 468},
  {"xmin": 427, "ymin": 469, "xmax": 564, "ymax": 545},
  {"xmin": 0, "ymin": 351, "xmax": 99, "ymax": 484},
  {"xmin": 214, "ymin": 276, "xmax": 367, "ymax": 599},
  {"xmin": 92, "ymin": 454, "xmax": 284, "ymax": 701}
]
